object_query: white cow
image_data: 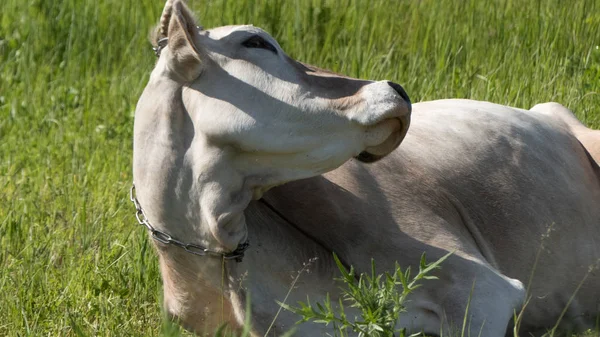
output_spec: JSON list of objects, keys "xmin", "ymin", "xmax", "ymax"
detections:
[{"xmin": 132, "ymin": 1, "xmax": 600, "ymax": 336}]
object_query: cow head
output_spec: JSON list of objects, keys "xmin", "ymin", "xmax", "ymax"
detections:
[{"xmin": 133, "ymin": 0, "xmax": 410, "ymax": 332}]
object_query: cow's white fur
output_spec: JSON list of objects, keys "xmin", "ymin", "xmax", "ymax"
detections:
[{"xmin": 133, "ymin": 2, "xmax": 600, "ymax": 336}]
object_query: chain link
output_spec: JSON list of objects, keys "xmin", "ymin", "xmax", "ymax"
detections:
[
  {"xmin": 153, "ymin": 37, "xmax": 168, "ymax": 57},
  {"xmin": 130, "ymin": 184, "xmax": 249, "ymax": 262}
]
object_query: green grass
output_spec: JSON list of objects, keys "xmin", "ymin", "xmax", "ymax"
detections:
[{"xmin": 0, "ymin": 0, "xmax": 599, "ymax": 336}]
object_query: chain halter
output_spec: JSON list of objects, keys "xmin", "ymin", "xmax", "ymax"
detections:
[
  {"xmin": 130, "ymin": 184, "xmax": 250, "ymax": 262},
  {"xmin": 153, "ymin": 38, "xmax": 169, "ymax": 57}
]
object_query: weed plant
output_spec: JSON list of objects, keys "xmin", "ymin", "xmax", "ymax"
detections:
[{"xmin": 282, "ymin": 253, "xmax": 450, "ymax": 337}]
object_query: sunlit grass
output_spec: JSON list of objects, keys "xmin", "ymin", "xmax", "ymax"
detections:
[{"xmin": 0, "ymin": 0, "xmax": 598, "ymax": 336}]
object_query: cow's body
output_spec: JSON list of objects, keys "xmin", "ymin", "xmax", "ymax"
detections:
[
  {"xmin": 133, "ymin": 2, "xmax": 600, "ymax": 336},
  {"xmin": 246, "ymin": 99, "xmax": 600, "ymax": 336}
]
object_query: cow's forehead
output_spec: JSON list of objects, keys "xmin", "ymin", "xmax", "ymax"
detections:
[{"xmin": 204, "ymin": 25, "xmax": 270, "ymax": 40}]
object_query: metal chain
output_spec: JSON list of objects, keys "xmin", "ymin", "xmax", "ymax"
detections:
[
  {"xmin": 130, "ymin": 184, "xmax": 249, "ymax": 262},
  {"xmin": 153, "ymin": 37, "xmax": 168, "ymax": 57}
]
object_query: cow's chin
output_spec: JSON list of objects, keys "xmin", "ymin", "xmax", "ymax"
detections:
[
  {"xmin": 355, "ymin": 119, "xmax": 407, "ymax": 163},
  {"xmin": 355, "ymin": 150, "xmax": 385, "ymax": 163}
]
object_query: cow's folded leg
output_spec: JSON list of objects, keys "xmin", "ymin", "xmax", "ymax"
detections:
[
  {"xmin": 442, "ymin": 264, "xmax": 526, "ymax": 337},
  {"xmin": 398, "ymin": 259, "xmax": 526, "ymax": 337}
]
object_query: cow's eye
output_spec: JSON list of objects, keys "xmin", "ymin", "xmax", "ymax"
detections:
[{"xmin": 242, "ymin": 35, "xmax": 277, "ymax": 54}]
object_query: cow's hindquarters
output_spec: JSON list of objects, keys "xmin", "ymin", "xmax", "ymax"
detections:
[{"xmin": 531, "ymin": 102, "xmax": 600, "ymax": 164}]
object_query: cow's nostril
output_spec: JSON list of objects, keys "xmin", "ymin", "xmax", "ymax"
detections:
[{"xmin": 387, "ymin": 81, "xmax": 411, "ymax": 106}]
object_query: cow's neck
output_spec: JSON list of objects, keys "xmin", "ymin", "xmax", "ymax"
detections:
[
  {"xmin": 259, "ymin": 174, "xmax": 362, "ymax": 256},
  {"xmin": 133, "ymin": 78, "xmax": 193, "ymax": 228},
  {"xmin": 134, "ymin": 77, "xmax": 254, "ymax": 254}
]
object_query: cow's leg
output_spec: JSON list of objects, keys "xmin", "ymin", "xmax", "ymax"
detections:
[
  {"xmin": 399, "ymin": 258, "xmax": 525, "ymax": 337},
  {"xmin": 441, "ymin": 268, "xmax": 525, "ymax": 337}
]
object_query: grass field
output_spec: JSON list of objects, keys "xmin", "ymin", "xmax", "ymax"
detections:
[{"xmin": 1, "ymin": 0, "xmax": 599, "ymax": 336}]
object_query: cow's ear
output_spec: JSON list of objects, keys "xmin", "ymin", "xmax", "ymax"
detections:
[{"xmin": 163, "ymin": 0, "xmax": 203, "ymax": 82}]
